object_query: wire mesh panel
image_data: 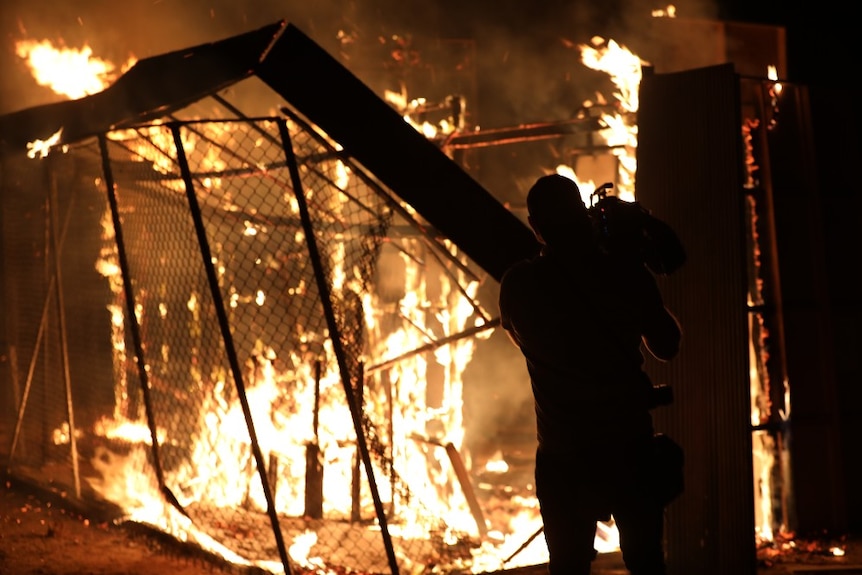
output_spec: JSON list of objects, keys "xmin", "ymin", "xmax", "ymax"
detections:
[
  {"xmin": 0, "ymin": 149, "xmax": 117, "ymax": 501},
  {"xmin": 66, "ymin": 115, "xmax": 497, "ymax": 574}
]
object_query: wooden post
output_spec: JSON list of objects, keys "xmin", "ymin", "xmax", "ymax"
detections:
[
  {"xmin": 304, "ymin": 360, "xmax": 324, "ymax": 519},
  {"xmin": 350, "ymin": 363, "xmax": 364, "ymax": 522}
]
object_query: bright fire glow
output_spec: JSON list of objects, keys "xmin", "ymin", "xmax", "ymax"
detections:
[
  {"xmin": 574, "ymin": 36, "xmax": 647, "ymax": 202},
  {"xmin": 26, "ymin": 128, "xmax": 64, "ymax": 159},
  {"xmin": 554, "ymin": 164, "xmax": 600, "ymax": 206},
  {"xmin": 483, "ymin": 451, "xmax": 509, "ymax": 474},
  {"xmin": 581, "ymin": 37, "xmax": 645, "ymax": 115},
  {"xmin": 83, "ymin": 124, "xmax": 515, "ymax": 572},
  {"xmin": 15, "ymin": 39, "xmax": 136, "ymax": 100},
  {"xmin": 17, "ymin": 39, "xmax": 136, "ymax": 158},
  {"xmin": 767, "ymin": 65, "xmax": 783, "ymax": 96},
  {"xmin": 23, "ymin": 25, "xmax": 794, "ymax": 575},
  {"xmin": 651, "ymin": 5, "xmax": 677, "ymax": 17},
  {"xmin": 385, "ymin": 88, "xmax": 459, "ymax": 140}
]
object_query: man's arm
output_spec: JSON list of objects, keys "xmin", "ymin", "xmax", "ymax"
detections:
[
  {"xmin": 642, "ymin": 305, "xmax": 682, "ymax": 361},
  {"xmin": 636, "ymin": 267, "xmax": 682, "ymax": 361}
]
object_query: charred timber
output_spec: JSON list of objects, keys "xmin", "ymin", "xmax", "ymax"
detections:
[
  {"xmin": 437, "ymin": 117, "xmax": 604, "ymax": 149},
  {"xmin": 365, "ymin": 318, "xmax": 500, "ymax": 374}
]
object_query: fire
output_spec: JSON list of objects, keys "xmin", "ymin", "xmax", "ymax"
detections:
[
  {"xmin": 81, "ymin": 112, "xmax": 514, "ymax": 573},
  {"xmin": 12, "ymin": 25, "xmax": 722, "ymax": 575},
  {"xmin": 580, "ymin": 36, "xmax": 644, "ymax": 116},
  {"xmin": 571, "ymin": 36, "xmax": 647, "ymax": 203},
  {"xmin": 651, "ymin": 5, "xmax": 677, "ymax": 17},
  {"xmin": 15, "ymin": 38, "xmax": 136, "ymax": 100},
  {"xmin": 767, "ymin": 65, "xmax": 783, "ymax": 95},
  {"xmin": 26, "ymin": 128, "xmax": 64, "ymax": 159},
  {"xmin": 554, "ymin": 164, "xmax": 599, "ymax": 206},
  {"xmin": 483, "ymin": 451, "xmax": 509, "ymax": 474},
  {"xmin": 385, "ymin": 88, "xmax": 459, "ymax": 140},
  {"xmin": 16, "ymin": 39, "xmax": 136, "ymax": 158}
]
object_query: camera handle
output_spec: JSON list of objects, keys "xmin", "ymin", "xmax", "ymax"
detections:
[{"xmin": 589, "ymin": 181, "xmax": 615, "ymax": 207}]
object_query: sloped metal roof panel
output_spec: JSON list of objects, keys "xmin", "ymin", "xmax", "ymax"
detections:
[{"xmin": 0, "ymin": 20, "xmax": 285, "ymax": 157}]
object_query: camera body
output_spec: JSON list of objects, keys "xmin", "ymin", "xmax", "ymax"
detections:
[{"xmin": 587, "ymin": 183, "xmax": 686, "ymax": 276}]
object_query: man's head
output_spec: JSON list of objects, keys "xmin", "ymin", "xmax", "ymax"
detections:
[{"xmin": 526, "ymin": 174, "xmax": 593, "ymax": 248}]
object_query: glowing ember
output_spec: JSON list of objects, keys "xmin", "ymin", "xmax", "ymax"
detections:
[
  {"xmin": 483, "ymin": 451, "xmax": 509, "ymax": 474},
  {"xmin": 651, "ymin": 5, "xmax": 677, "ymax": 17},
  {"xmin": 768, "ymin": 65, "xmax": 783, "ymax": 96}
]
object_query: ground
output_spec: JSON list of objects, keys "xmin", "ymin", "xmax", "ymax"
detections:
[
  {"xmin": 2, "ymin": 474, "xmax": 861, "ymax": 575},
  {"xmin": 0, "ymin": 476, "xmax": 236, "ymax": 575}
]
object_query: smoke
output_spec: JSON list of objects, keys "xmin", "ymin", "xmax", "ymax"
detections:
[
  {"xmin": 0, "ymin": 0, "xmax": 367, "ymax": 114},
  {"xmin": 0, "ymin": 0, "xmax": 724, "ymax": 116}
]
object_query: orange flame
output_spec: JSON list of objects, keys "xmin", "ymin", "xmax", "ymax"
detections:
[{"xmin": 15, "ymin": 39, "xmax": 136, "ymax": 99}]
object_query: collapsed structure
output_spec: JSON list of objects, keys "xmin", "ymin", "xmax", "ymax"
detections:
[{"xmin": 0, "ymin": 21, "xmax": 545, "ymax": 575}]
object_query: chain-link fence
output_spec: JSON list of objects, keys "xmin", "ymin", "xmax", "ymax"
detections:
[{"xmin": 1, "ymin": 111, "xmax": 507, "ymax": 574}]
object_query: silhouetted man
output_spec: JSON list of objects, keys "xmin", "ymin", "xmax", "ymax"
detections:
[{"xmin": 498, "ymin": 174, "xmax": 682, "ymax": 575}]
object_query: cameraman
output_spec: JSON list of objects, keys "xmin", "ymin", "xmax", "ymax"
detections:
[{"xmin": 498, "ymin": 174, "xmax": 682, "ymax": 575}]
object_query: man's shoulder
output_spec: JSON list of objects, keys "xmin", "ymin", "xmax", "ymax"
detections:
[{"xmin": 500, "ymin": 257, "xmax": 539, "ymax": 284}]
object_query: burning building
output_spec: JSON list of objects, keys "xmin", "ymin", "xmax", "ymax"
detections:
[
  {"xmin": 0, "ymin": 11, "xmax": 859, "ymax": 575},
  {"xmin": 0, "ymin": 20, "xmax": 547, "ymax": 575}
]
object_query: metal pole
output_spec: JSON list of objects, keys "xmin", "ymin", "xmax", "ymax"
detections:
[
  {"xmin": 350, "ymin": 363, "xmax": 362, "ymax": 523},
  {"xmin": 305, "ymin": 359, "xmax": 323, "ymax": 519},
  {"xmin": 97, "ymin": 134, "xmax": 188, "ymax": 518},
  {"xmin": 168, "ymin": 123, "xmax": 292, "ymax": 574},
  {"xmin": 276, "ymin": 117, "xmax": 400, "ymax": 575}
]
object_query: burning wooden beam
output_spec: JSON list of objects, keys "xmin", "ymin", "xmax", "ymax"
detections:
[
  {"xmin": 410, "ymin": 434, "xmax": 488, "ymax": 538},
  {"xmin": 438, "ymin": 117, "xmax": 604, "ymax": 150}
]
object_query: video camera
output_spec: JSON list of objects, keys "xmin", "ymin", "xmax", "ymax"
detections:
[{"xmin": 588, "ymin": 183, "xmax": 686, "ymax": 276}]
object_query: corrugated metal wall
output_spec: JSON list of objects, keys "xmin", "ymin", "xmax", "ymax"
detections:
[{"xmin": 636, "ymin": 63, "xmax": 756, "ymax": 574}]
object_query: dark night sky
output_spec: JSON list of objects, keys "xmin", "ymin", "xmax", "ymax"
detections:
[{"xmin": 715, "ymin": 1, "xmax": 852, "ymax": 88}]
